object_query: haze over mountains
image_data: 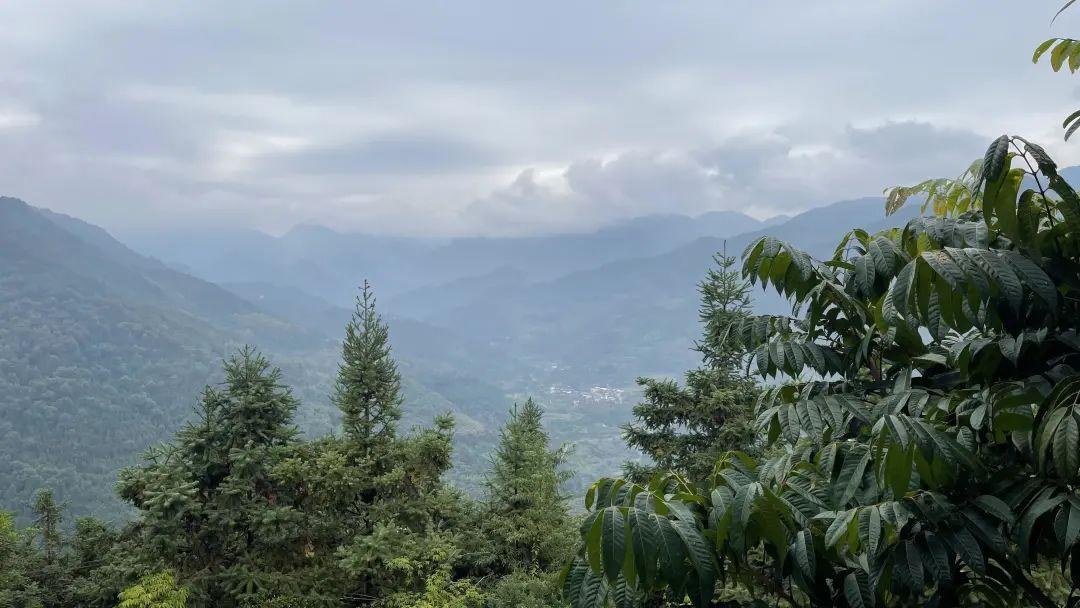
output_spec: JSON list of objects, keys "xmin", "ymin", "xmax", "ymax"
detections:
[{"xmin": 1, "ymin": 190, "xmax": 930, "ymax": 520}]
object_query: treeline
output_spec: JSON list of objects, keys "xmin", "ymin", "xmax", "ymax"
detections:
[
  {"xmin": 1, "ymin": 282, "xmax": 583, "ymax": 608},
  {"xmin": 1, "ymin": 232, "xmax": 758, "ymax": 608}
]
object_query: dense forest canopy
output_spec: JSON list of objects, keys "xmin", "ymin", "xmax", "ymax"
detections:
[{"xmin": 9, "ymin": 3, "xmax": 1080, "ymax": 608}]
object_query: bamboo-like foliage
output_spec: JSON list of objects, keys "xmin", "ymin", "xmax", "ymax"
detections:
[{"xmin": 117, "ymin": 571, "xmax": 188, "ymax": 608}]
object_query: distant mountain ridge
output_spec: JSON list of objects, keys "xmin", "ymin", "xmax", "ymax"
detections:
[
  {"xmin": 123, "ymin": 209, "xmax": 775, "ymax": 303},
  {"xmin": 392, "ymin": 197, "xmax": 921, "ymax": 386},
  {"xmin": 0, "ymin": 188, "xmax": 965, "ymax": 520},
  {"xmin": 122, "ymin": 196, "xmax": 926, "ymax": 386},
  {"xmin": 0, "ymin": 196, "xmax": 526, "ymax": 518}
]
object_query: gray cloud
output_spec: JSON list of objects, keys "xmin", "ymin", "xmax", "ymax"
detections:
[
  {"xmin": 0, "ymin": 0, "xmax": 1074, "ymax": 236},
  {"xmin": 845, "ymin": 121, "xmax": 985, "ymax": 167},
  {"xmin": 462, "ymin": 120, "xmax": 989, "ymax": 235},
  {"xmin": 258, "ymin": 131, "xmax": 499, "ymax": 176}
]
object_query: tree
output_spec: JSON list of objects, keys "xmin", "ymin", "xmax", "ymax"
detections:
[
  {"xmin": 564, "ymin": 133, "xmax": 1080, "ymax": 607},
  {"xmin": 117, "ymin": 571, "xmax": 188, "ymax": 608},
  {"xmin": 479, "ymin": 399, "xmax": 575, "ymax": 574},
  {"xmin": 31, "ymin": 489, "xmax": 62, "ymax": 565},
  {"xmin": 622, "ymin": 253, "xmax": 759, "ymax": 482},
  {"xmin": 1032, "ymin": 1, "xmax": 1080, "ymax": 140},
  {"xmin": 0, "ymin": 510, "xmax": 43, "ymax": 608},
  {"xmin": 68, "ymin": 517, "xmax": 129, "ymax": 608},
  {"xmin": 333, "ymin": 280, "xmax": 403, "ymax": 457},
  {"xmin": 28, "ymin": 489, "xmax": 73, "ymax": 607},
  {"xmin": 272, "ymin": 283, "xmax": 469, "ymax": 606},
  {"xmin": 376, "ymin": 570, "xmax": 483, "ymax": 608},
  {"xmin": 117, "ymin": 348, "xmax": 315, "ymax": 607}
]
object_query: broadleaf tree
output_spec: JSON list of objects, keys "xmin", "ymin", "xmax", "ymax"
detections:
[{"xmin": 564, "ymin": 21, "xmax": 1080, "ymax": 607}]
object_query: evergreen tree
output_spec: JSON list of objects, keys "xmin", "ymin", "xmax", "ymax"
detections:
[
  {"xmin": 0, "ymin": 510, "xmax": 43, "ymax": 608},
  {"xmin": 622, "ymin": 253, "xmax": 759, "ymax": 482},
  {"xmin": 479, "ymin": 399, "xmax": 574, "ymax": 574},
  {"xmin": 31, "ymin": 489, "xmax": 62, "ymax": 564},
  {"xmin": 117, "ymin": 348, "xmax": 315, "ymax": 607},
  {"xmin": 30, "ymin": 489, "xmax": 73, "ymax": 608},
  {"xmin": 333, "ymin": 281, "xmax": 402, "ymax": 456},
  {"xmin": 274, "ymin": 283, "xmax": 469, "ymax": 606},
  {"xmin": 68, "ymin": 517, "xmax": 129, "ymax": 608}
]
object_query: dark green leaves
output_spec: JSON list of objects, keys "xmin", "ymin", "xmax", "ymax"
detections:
[
  {"xmin": 978, "ymin": 135, "xmax": 1012, "ymax": 193},
  {"xmin": 600, "ymin": 507, "xmax": 626, "ymax": 583},
  {"xmin": 571, "ymin": 135, "xmax": 1080, "ymax": 608},
  {"xmin": 743, "ymin": 236, "xmax": 818, "ymax": 301},
  {"xmin": 1035, "ymin": 377, "xmax": 1080, "ymax": 482},
  {"xmin": 792, "ymin": 530, "xmax": 815, "ymax": 581},
  {"xmin": 887, "ymin": 247, "xmax": 1057, "ymax": 334}
]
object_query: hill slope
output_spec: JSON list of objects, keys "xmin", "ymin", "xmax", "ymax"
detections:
[
  {"xmin": 399, "ymin": 197, "xmax": 920, "ymax": 386},
  {"xmin": 0, "ymin": 198, "xmax": 523, "ymax": 518}
]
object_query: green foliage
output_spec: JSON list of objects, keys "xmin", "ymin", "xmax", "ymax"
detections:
[
  {"xmin": 69, "ymin": 517, "xmax": 133, "ymax": 608},
  {"xmin": 334, "ymin": 280, "xmax": 403, "ymax": 454},
  {"xmin": 482, "ymin": 571, "xmax": 567, "ymax": 608},
  {"xmin": 116, "ymin": 348, "xmax": 320, "ymax": 607},
  {"xmin": 0, "ymin": 510, "xmax": 44, "ymax": 608},
  {"xmin": 1033, "ymin": 3, "xmax": 1080, "ymax": 139},
  {"xmin": 32, "ymin": 489, "xmax": 63, "ymax": 564},
  {"xmin": 477, "ymin": 399, "xmax": 576, "ymax": 574},
  {"xmin": 117, "ymin": 571, "xmax": 188, "ymax": 608},
  {"xmin": 0, "ymin": 502, "xmax": 133, "ymax": 608},
  {"xmin": 273, "ymin": 283, "xmax": 472, "ymax": 605},
  {"xmin": 623, "ymin": 253, "xmax": 759, "ymax": 482},
  {"xmin": 565, "ymin": 134, "xmax": 1080, "ymax": 607},
  {"xmin": 377, "ymin": 570, "xmax": 484, "ymax": 608}
]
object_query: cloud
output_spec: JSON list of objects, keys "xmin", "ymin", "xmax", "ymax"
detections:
[
  {"xmin": 0, "ymin": 0, "xmax": 1072, "ymax": 236},
  {"xmin": 464, "ymin": 151, "xmax": 726, "ymax": 234},
  {"xmin": 844, "ymin": 121, "xmax": 985, "ymax": 169},
  {"xmin": 258, "ymin": 131, "xmax": 498, "ymax": 176},
  {"xmin": 461, "ymin": 120, "xmax": 989, "ymax": 235}
]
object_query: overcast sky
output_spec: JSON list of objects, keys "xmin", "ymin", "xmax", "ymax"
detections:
[{"xmin": 1, "ymin": 0, "xmax": 1079, "ymax": 236}]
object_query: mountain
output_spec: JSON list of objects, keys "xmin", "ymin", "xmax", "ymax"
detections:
[
  {"xmin": 0, "ymin": 196, "xmax": 258, "ymax": 518},
  {"xmin": 0, "ymin": 193, "xmax": 928, "ymax": 519},
  {"xmin": 394, "ymin": 197, "xmax": 921, "ymax": 387},
  {"xmin": 0, "ymin": 197, "xmax": 524, "ymax": 518},
  {"xmin": 123, "ymin": 210, "xmax": 774, "ymax": 304}
]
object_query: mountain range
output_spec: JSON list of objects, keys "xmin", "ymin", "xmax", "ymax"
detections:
[{"xmin": 1, "ymin": 191, "xmax": 927, "ymax": 520}]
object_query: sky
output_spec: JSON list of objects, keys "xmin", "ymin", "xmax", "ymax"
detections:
[{"xmin": 1, "ymin": 0, "xmax": 1079, "ymax": 237}]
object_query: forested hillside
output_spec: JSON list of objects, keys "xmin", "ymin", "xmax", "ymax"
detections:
[
  {"xmin": 0, "ymin": 190, "xmax": 762, "ymax": 607},
  {"xmin": 0, "ymin": 197, "xmax": 239, "ymax": 518},
  {"xmin": 0, "ymin": 197, "xmax": 521, "ymax": 518},
  {"xmin": 10, "ymin": 125, "xmax": 1080, "ymax": 607},
  {"xmin": 0, "ymin": 186, "xmax": 1045, "ymax": 522},
  {"xmin": 11, "ymin": 0, "xmax": 1080, "ymax": 606}
]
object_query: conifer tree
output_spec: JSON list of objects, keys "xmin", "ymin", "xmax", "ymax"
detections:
[
  {"xmin": 333, "ymin": 281, "xmax": 403, "ymax": 457},
  {"xmin": 32, "ymin": 489, "xmax": 62, "ymax": 564},
  {"xmin": 279, "ymin": 283, "xmax": 468, "ymax": 605},
  {"xmin": 29, "ymin": 488, "xmax": 75, "ymax": 608},
  {"xmin": 480, "ymin": 399, "xmax": 574, "ymax": 573},
  {"xmin": 117, "ymin": 348, "xmax": 312, "ymax": 608},
  {"xmin": 0, "ymin": 511, "xmax": 43, "ymax": 608},
  {"xmin": 622, "ymin": 253, "xmax": 759, "ymax": 482},
  {"xmin": 68, "ymin": 517, "xmax": 127, "ymax": 608}
]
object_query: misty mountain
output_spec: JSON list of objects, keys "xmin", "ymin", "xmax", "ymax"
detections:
[
  {"xmin": 125, "ymin": 210, "xmax": 774, "ymax": 304},
  {"xmin": 0, "ymin": 191, "xmax": 931, "ymax": 520},
  {"xmin": 0, "ymin": 196, "xmax": 246, "ymax": 517},
  {"xmin": 0, "ymin": 197, "xmax": 524, "ymax": 518},
  {"xmin": 128, "ymin": 195, "xmax": 923, "ymax": 390},
  {"xmin": 392, "ymin": 197, "xmax": 921, "ymax": 386}
]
